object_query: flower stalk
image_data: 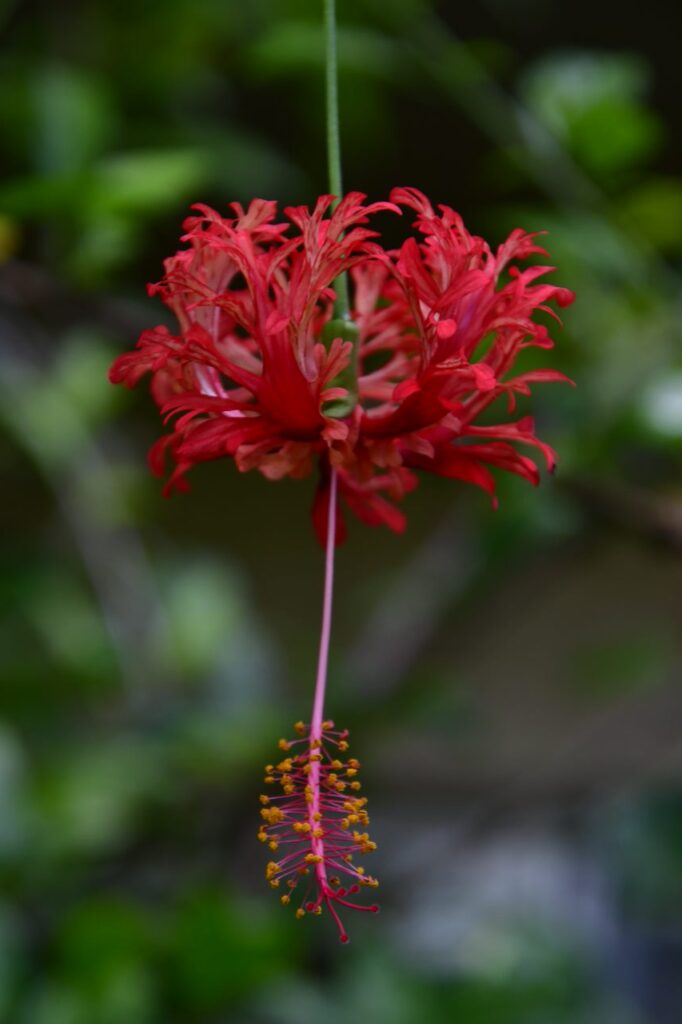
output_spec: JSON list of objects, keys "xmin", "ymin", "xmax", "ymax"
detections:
[
  {"xmin": 324, "ymin": 0, "xmax": 350, "ymax": 322},
  {"xmin": 323, "ymin": 0, "xmax": 359, "ymax": 416}
]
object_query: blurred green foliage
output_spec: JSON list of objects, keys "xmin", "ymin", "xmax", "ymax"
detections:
[{"xmin": 0, "ymin": 1, "xmax": 681, "ymax": 1022}]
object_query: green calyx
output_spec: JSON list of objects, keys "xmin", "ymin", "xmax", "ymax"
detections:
[{"xmin": 321, "ymin": 316, "xmax": 359, "ymax": 418}]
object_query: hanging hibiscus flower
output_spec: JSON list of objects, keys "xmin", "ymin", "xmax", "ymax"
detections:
[{"xmin": 109, "ymin": 187, "xmax": 574, "ymax": 546}]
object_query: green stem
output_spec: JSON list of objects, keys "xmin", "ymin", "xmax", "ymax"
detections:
[
  {"xmin": 324, "ymin": 0, "xmax": 350, "ymax": 320},
  {"xmin": 325, "ymin": 0, "xmax": 343, "ymax": 202}
]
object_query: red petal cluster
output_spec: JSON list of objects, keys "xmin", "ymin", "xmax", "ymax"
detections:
[{"xmin": 109, "ymin": 188, "xmax": 574, "ymax": 541}]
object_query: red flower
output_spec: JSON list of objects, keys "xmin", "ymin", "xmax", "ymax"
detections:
[{"xmin": 109, "ymin": 188, "xmax": 574, "ymax": 541}]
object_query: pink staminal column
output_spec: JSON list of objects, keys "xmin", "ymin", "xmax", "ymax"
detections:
[{"xmin": 259, "ymin": 468, "xmax": 380, "ymax": 941}]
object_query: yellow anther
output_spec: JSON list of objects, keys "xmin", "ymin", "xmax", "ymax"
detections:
[
  {"xmin": 335, "ymin": 782, "xmax": 346, "ymax": 792},
  {"xmin": 280, "ymin": 894, "xmax": 290, "ymax": 905},
  {"xmin": 264, "ymin": 776, "xmax": 275, "ymax": 785},
  {"xmin": 277, "ymin": 759, "xmax": 293, "ymax": 772},
  {"xmin": 338, "ymin": 741, "xmax": 349, "ymax": 752},
  {"xmin": 312, "ymin": 812, "xmax": 321, "ymax": 821},
  {"xmin": 327, "ymin": 773, "xmax": 338, "ymax": 784},
  {"xmin": 257, "ymin": 831, "xmax": 268, "ymax": 842},
  {"xmin": 269, "ymin": 879, "xmax": 280, "ymax": 888},
  {"xmin": 313, "ymin": 906, "xmax": 322, "ymax": 916},
  {"xmin": 269, "ymin": 841, "xmax": 278, "ymax": 852},
  {"xmin": 343, "ymin": 853, "xmax": 353, "ymax": 862},
  {"xmin": 331, "ymin": 760, "xmax": 343, "ymax": 770},
  {"xmin": 278, "ymin": 739, "xmax": 290, "ymax": 751},
  {"xmin": 304, "ymin": 853, "xmax": 322, "ymax": 864},
  {"xmin": 309, "ymin": 753, "xmax": 322, "ymax": 763},
  {"xmin": 310, "ymin": 739, "xmax": 321, "ymax": 749},
  {"xmin": 259, "ymin": 795, "xmax": 270, "ymax": 805},
  {"xmin": 261, "ymin": 806, "xmax": 284, "ymax": 824},
  {"xmin": 346, "ymin": 768, "xmax": 357, "ymax": 777},
  {"xmin": 265, "ymin": 861, "xmax": 280, "ymax": 880},
  {"xmin": 303, "ymin": 763, "xmax": 311, "ymax": 775},
  {"xmin": 312, "ymin": 828, "xmax": 324, "ymax": 839},
  {"xmin": 341, "ymin": 818, "xmax": 350, "ymax": 829},
  {"xmin": 350, "ymin": 781, "xmax": 361, "ymax": 790},
  {"xmin": 293, "ymin": 821, "xmax": 310, "ymax": 834},
  {"xmin": 348, "ymin": 758, "xmax": 360, "ymax": 769},
  {"xmin": 295, "ymin": 908, "xmax": 305, "ymax": 918},
  {"xmin": 322, "ymin": 720, "xmax": 334, "ymax": 731},
  {"xmin": 283, "ymin": 784, "xmax": 295, "ymax": 795},
  {"xmin": 357, "ymin": 867, "xmax": 365, "ymax": 875}
]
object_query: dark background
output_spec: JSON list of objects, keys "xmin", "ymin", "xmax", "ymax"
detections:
[{"xmin": 1, "ymin": 1, "xmax": 681, "ymax": 1022}]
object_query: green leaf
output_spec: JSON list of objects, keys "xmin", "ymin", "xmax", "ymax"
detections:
[
  {"xmin": 53, "ymin": 334, "xmax": 121, "ymax": 426},
  {"xmin": 521, "ymin": 51, "xmax": 662, "ymax": 176},
  {"xmin": 246, "ymin": 22, "xmax": 400, "ymax": 80},
  {"xmin": 169, "ymin": 889, "xmax": 297, "ymax": 1012},
  {"xmin": 567, "ymin": 98, "xmax": 661, "ymax": 176},
  {"xmin": 0, "ymin": 172, "xmax": 95, "ymax": 218},
  {"xmin": 56, "ymin": 900, "xmax": 153, "ymax": 984},
  {"xmin": 25, "ymin": 572, "xmax": 114, "ymax": 684},
  {"xmin": 32, "ymin": 741, "xmax": 167, "ymax": 858},
  {"xmin": 32, "ymin": 65, "xmax": 116, "ymax": 175},
  {"xmin": 639, "ymin": 371, "xmax": 682, "ymax": 438},
  {"xmin": 622, "ymin": 178, "xmax": 682, "ymax": 251},
  {"xmin": 94, "ymin": 150, "xmax": 210, "ymax": 214},
  {"xmin": 155, "ymin": 563, "xmax": 242, "ymax": 679}
]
